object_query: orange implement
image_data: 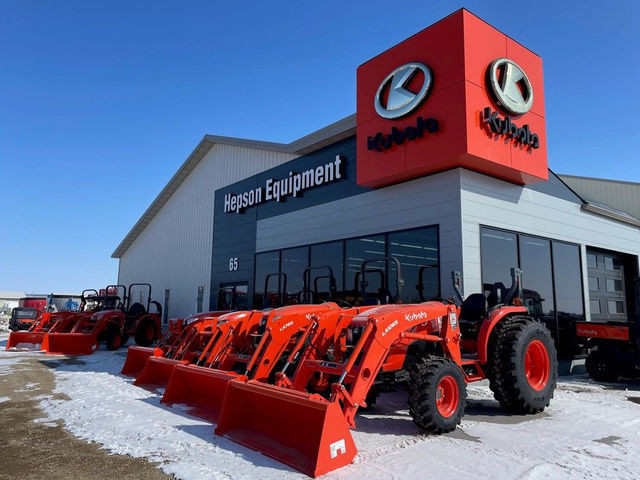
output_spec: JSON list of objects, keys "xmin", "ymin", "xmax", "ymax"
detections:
[
  {"xmin": 133, "ymin": 313, "xmax": 224, "ymax": 389},
  {"xmin": 161, "ymin": 304, "xmax": 341, "ymax": 422},
  {"xmin": 121, "ymin": 312, "xmax": 227, "ymax": 378},
  {"xmin": 215, "ymin": 303, "xmax": 455, "ymax": 477}
]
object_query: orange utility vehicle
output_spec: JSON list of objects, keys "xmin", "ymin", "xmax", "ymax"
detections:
[{"xmin": 214, "ymin": 269, "xmax": 558, "ymax": 477}]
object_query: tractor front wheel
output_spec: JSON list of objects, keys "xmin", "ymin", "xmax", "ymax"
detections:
[
  {"xmin": 487, "ymin": 316, "xmax": 557, "ymax": 414},
  {"xmin": 134, "ymin": 318, "xmax": 157, "ymax": 347},
  {"xmin": 407, "ymin": 356, "xmax": 466, "ymax": 433},
  {"xmin": 105, "ymin": 324, "xmax": 123, "ymax": 351},
  {"xmin": 585, "ymin": 347, "xmax": 620, "ymax": 382}
]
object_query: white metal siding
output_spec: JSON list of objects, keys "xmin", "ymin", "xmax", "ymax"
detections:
[
  {"xmin": 118, "ymin": 145, "xmax": 296, "ymax": 319},
  {"xmin": 460, "ymin": 169, "xmax": 640, "ymax": 319},
  {"xmin": 256, "ymin": 169, "xmax": 464, "ymax": 298}
]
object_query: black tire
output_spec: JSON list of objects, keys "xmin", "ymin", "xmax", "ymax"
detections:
[
  {"xmin": 407, "ymin": 356, "xmax": 466, "ymax": 433},
  {"xmin": 585, "ymin": 347, "xmax": 620, "ymax": 382},
  {"xmin": 487, "ymin": 316, "xmax": 557, "ymax": 414},
  {"xmin": 105, "ymin": 323, "xmax": 123, "ymax": 351},
  {"xmin": 134, "ymin": 317, "xmax": 157, "ymax": 347}
]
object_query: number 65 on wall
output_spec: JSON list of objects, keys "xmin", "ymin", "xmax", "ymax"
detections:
[{"xmin": 228, "ymin": 257, "xmax": 239, "ymax": 271}]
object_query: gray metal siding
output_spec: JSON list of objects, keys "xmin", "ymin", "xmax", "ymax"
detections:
[
  {"xmin": 460, "ymin": 169, "xmax": 640, "ymax": 319},
  {"xmin": 255, "ymin": 169, "xmax": 464, "ymax": 298},
  {"xmin": 118, "ymin": 144, "xmax": 296, "ymax": 319},
  {"xmin": 559, "ymin": 175, "xmax": 640, "ymax": 220}
]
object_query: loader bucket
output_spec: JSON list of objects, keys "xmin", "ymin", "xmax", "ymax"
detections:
[
  {"xmin": 134, "ymin": 356, "xmax": 180, "ymax": 389},
  {"xmin": 161, "ymin": 363, "xmax": 243, "ymax": 423},
  {"xmin": 121, "ymin": 346, "xmax": 162, "ymax": 377},
  {"xmin": 6, "ymin": 331, "xmax": 46, "ymax": 350},
  {"xmin": 42, "ymin": 333, "xmax": 99, "ymax": 356},
  {"xmin": 216, "ymin": 380, "xmax": 357, "ymax": 477}
]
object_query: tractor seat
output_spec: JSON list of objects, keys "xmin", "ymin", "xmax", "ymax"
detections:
[{"xmin": 459, "ymin": 293, "xmax": 487, "ymax": 324}]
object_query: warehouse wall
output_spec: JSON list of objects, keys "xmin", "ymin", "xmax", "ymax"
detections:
[
  {"xmin": 559, "ymin": 174, "xmax": 640, "ymax": 220},
  {"xmin": 460, "ymin": 169, "xmax": 640, "ymax": 318},
  {"xmin": 118, "ymin": 144, "xmax": 296, "ymax": 320}
]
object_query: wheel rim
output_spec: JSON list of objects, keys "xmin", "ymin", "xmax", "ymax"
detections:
[
  {"xmin": 435, "ymin": 375, "xmax": 459, "ymax": 418},
  {"xmin": 524, "ymin": 339, "xmax": 550, "ymax": 391}
]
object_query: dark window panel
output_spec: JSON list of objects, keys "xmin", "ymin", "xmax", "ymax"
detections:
[
  {"xmin": 389, "ymin": 227, "xmax": 439, "ymax": 302},
  {"xmin": 254, "ymin": 251, "xmax": 281, "ymax": 307},
  {"xmin": 480, "ymin": 228, "xmax": 518, "ymax": 295},
  {"xmin": 310, "ymin": 241, "xmax": 344, "ymax": 299},
  {"xmin": 519, "ymin": 235, "xmax": 555, "ymax": 322},
  {"xmin": 552, "ymin": 242, "xmax": 585, "ymax": 319},
  {"xmin": 281, "ymin": 246, "xmax": 309, "ymax": 303},
  {"xmin": 345, "ymin": 235, "xmax": 386, "ymax": 303}
]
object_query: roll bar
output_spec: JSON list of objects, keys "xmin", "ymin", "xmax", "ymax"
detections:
[
  {"xmin": 451, "ymin": 268, "xmax": 522, "ymax": 305},
  {"xmin": 263, "ymin": 273, "xmax": 287, "ymax": 308},
  {"xmin": 299, "ymin": 265, "xmax": 337, "ymax": 304},
  {"xmin": 360, "ymin": 256, "xmax": 403, "ymax": 304},
  {"xmin": 127, "ymin": 283, "xmax": 152, "ymax": 311}
]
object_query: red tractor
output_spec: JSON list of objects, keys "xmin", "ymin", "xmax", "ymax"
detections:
[
  {"xmin": 213, "ymin": 267, "xmax": 558, "ymax": 477},
  {"xmin": 43, "ymin": 283, "xmax": 162, "ymax": 355},
  {"xmin": 577, "ymin": 277, "xmax": 640, "ymax": 382}
]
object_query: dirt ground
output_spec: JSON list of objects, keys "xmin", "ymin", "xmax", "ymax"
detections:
[{"xmin": 0, "ymin": 355, "xmax": 172, "ymax": 480}]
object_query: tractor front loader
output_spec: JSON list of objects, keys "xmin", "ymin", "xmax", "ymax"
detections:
[
  {"xmin": 133, "ymin": 311, "xmax": 237, "ymax": 389},
  {"xmin": 121, "ymin": 310, "xmax": 230, "ymax": 378},
  {"xmin": 215, "ymin": 269, "xmax": 558, "ymax": 477},
  {"xmin": 160, "ymin": 304, "xmax": 339, "ymax": 422},
  {"xmin": 43, "ymin": 283, "xmax": 162, "ymax": 355},
  {"xmin": 7, "ymin": 289, "xmax": 108, "ymax": 350}
]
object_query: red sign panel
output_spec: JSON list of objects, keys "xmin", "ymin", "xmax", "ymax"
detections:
[{"xmin": 356, "ymin": 9, "xmax": 548, "ymax": 187}]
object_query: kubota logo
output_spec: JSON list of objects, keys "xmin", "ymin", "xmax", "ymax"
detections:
[
  {"xmin": 374, "ymin": 62, "xmax": 433, "ymax": 119},
  {"xmin": 279, "ymin": 321, "xmax": 294, "ymax": 332},
  {"xmin": 405, "ymin": 311, "xmax": 428, "ymax": 322},
  {"xmin": 381, "ymin": 320, "xmax": 399, "ymax": 337},
  {"xmin": 329, "ymin": 439, "xmax": 346, "ymax": 459},
  {"xmin": 487, "ymin": 58, "xmax": 534, "ymax": 115}
]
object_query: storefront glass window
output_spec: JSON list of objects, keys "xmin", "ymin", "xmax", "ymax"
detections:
[
  {"xmin": 552, "ymin": 241, "xmax": 585, "ymax": 319},
  {"xmin": 480, "ymin": 228, "xmax": 518, "ymax": 295},
  {"xmin": 281, "ymin": 246, "xmax": 309, "ymax": 304},
  {"xmin": 310, "ymin": 241, "xmax": 344, "ymax": 300},
  {"xmin": 345, "ymin": 235, "xmax": 386, "ymax": 304},
  {"xmin": 519, "ymin": 235, "xmax": 555, "ymax": 322},
  {"xmin": 389, "ymin": 227, "xmax": 439, "ymax": 302},
  {"xmin": 254, "ymin": 251, "xmax": 280, "ymax": 307}
]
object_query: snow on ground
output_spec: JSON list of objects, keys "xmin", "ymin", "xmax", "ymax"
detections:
[{"xmin": 1, "ymin": 333, "xmax": 639, "ymax": 480}]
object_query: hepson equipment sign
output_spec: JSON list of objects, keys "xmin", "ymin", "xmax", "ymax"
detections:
[{"xmin": 224, "ymin": 155, "xmax": 345, "ymax": 214}]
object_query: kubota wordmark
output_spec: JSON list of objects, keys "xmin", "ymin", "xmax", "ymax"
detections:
[{"xmin": 214, "ymin": 269, "xmax": 558, "ymax": 477}]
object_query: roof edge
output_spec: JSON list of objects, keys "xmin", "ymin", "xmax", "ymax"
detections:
[{"xmin": 112, "ymin": 115, "xmax": 357, "ymax": 258}]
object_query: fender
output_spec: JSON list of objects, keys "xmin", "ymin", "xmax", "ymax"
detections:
[{"xmin": 476, "ymin": 306, "xmax": 528, "ymax": 364}]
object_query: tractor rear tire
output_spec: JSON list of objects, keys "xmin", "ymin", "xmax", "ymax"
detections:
[
  {"xmin": 407, "ymin": 356, "xmax": 466, "ymax": 433},
  {"xmin": 585, "ymin": 347, "xmax": 620, "ymax": 382},
  {"xmin": 487, "ymin": 316, "xmax": 557, "ymax": 414},
  {"xmin": 105, "ymin": 324, "xmax": 123, "ymax": 351},
  {"xmin": 134, "ymin": 317, "xmax": 157, "ymax": 347}
]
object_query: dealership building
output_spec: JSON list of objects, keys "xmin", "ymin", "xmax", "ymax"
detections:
[{"xmin": 112, "ymin": 10, "xmax": 640, "ymax": 359}]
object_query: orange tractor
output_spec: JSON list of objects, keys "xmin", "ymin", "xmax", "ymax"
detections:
[
  {"xmin": 42, "ymin": 283, "xmax": 162, "ymax": 355},
  {"xmin": 6, "ymin": 288, "xmax": 119, "ymax": 350},
  {"xmin": 210, "ymin": 268, "xmax": 557, "ymax": 477}
]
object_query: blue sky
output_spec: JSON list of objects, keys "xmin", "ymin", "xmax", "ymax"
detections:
[{"xmin": 1, "ymin": 0, "xmax": 639, "ymax": 293}]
